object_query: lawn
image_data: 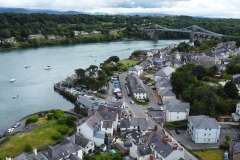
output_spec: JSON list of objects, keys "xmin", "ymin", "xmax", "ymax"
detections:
[
  {"xmin": 119, "ymin": 59, "xmax": 141, "ymax": 68},
  {"xmin": 193, "ymin": 149, "xmax": 223, "ymax": 160},
  {"xmin": 0, "ymin": 116, "xmax": 63, "ymax": 159}
]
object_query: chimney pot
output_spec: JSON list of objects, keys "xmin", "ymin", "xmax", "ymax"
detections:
[
  {"xmin": 173, "ymin": 143, "xmax": 178, "ymax": 150},
  {"xmin": 33, "ymin": 147, "xmax": 37, "ymax": 155},
  {"xmin": 154, "ymin": 125, "xmax": 157, "ymax": 131}
]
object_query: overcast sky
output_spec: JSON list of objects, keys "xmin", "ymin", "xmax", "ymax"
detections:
[{"xmin": 1, "ymin": 0, "xmax": 240, "ymax": 18}]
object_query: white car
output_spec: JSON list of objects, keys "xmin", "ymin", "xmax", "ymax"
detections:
[
  {"xmin": 7, "ymin": 128, "xmax": 14, "ymax": 133},
  {"xmin": 130, "ymin": 100, "xmax": 134, "ymax": 104},
  {"xmin": 147, "ymin": 83, "xmax": 152, "ymax": 86},
  {"xmin": 160, "ymin": 107, "xmax": 164, "ymax": 111}
]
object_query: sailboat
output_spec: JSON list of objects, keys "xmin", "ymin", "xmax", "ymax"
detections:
[
  {"xmin": 13, "ymin": 95, "xmax": 19, "ymax": 99},
  {"xmin": 9, "ymin": 75, "xmax": 16, "ymax": 82},
  {"xmin": 45, "ymin": 66, "xmax": 52, "ymax": 70}
]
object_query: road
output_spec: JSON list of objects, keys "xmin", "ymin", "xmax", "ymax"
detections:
[{"xmin": 118, "ymin": 72, "xmax": 198, "ymax": 160}]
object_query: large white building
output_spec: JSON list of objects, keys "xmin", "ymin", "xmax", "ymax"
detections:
[
  {"xmin": 164, "ymin": 99, "xmax": 190, "ymax": 122},
  {"xmin": 128, "ymin": 65, "xmax": 143, "ymax": 77},
  {"xmin": 232, "ymin": 102, "xmax": 240, "ymax": 121},
  {"xmin": 154, "ymin": 66, "xmax": 175, "ymax": 81},
  {"xmin": 187, "ymin": 115, "xmax": 221, "ymax": 143},
  {"xmin": 128, "ymin": 73, "xmax": 147, "ymax": 99}
]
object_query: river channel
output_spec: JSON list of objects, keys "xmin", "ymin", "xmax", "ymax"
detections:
[{"xmin": 0, "ymin": 39, "xmax": 186, "ymax": 134}]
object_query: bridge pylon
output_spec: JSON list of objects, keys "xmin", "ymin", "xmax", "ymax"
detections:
[{"xmin": 149, "ymin": 30, "xmax": 159, "ymax": 40}]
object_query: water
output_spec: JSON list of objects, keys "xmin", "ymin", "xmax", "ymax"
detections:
[{"xmin": 0, "ymin": 39, "xmax": 186, "ymax": 133}]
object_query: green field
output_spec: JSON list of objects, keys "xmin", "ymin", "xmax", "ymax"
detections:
[
  {"xmin": 0, "ymin": 116, "xmax": 69, "ymax": 159},
  {"xmin": 119, "ymin": 59, "xmax": 141, "ymax": 68},
  {"xmin": 193, "ymin": 149, "xmax": 223, "ymax": 160}
]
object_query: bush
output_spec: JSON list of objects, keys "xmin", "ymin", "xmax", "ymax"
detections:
[
  {"xmin": 24, "ymin": 144, "xmax": 33, "ymax": 153},
  {"xmin": 219, "ymin": 144, "xmax": 229, "ymax": 149},
  {"xmin": 66, "ymin": 116, "xmax": 77, "ymax": 127},
  {"xmin": 47, "ymin": 113, "xmax": 53, "ymax": 120},
  {"xmin": 58, "ymin": 116, "xmax": 67, "ymax": 124},
  {"xmin": 165, "ymin": 122, "xmax": 174, "ymax": 127},
  {"xmin": 38, "ymin": 111, "xmax": 43, "ymax": 117},
  {"xmin": 58, "ymin": 124, "xmax": 69, "ymax": 135},
  {"xmin": 53, "ymin": 109, "xmax": 65, "ymax": 119},
  {"xmin": 52, "ymin": 132, "xmax": 62, "ymax": 140},
  {"xmin": 134, "ymin": 97, "xmax": 148, "ymax": 105},
  {"xmin": 26, "ymin": 115, "xmax": 39, "ymax": 125},
  {"xmin": 225, "ymin": 135, "xmax": 231, "ymax": 141}
]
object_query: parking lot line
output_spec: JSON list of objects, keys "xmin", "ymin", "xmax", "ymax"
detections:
[
  {"xmin": 227, "ymin": 129, "xmax": 230, "ymax": 133},
  {"xmin": 232, "ymin": 129, "xmax": 236, "ymax": 133},
  {"xmin": 222, "ymin": 129, "xmax": 225, "ymax": 133}
]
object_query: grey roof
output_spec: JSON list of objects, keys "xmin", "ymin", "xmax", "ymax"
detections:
[
  {"xmin": 188, "ymin": 115, "xmax": 220, "ymax": 129},
  {"xmin": 130, "ymin": 118, "xmax": 148, "ymax": 130},
  {"xmin": 165, "ymin": 99, "xmax": 190, "ymax": 112},
  {"xmin": 77, "ymin": 96, "xmax": 100, "ymax": 108},
  {"xmin": 41, "ymin": 138, "xmax": 81, "ymax": 160},
  {"xmin": 100, "ymin": 144, "xmax": 106, "ymax": 148},
  {"xmin": 128, "ymin": 73, "xmax": 147, "ymax": 93},
  {"xmin": 231, "ymin": 142, "xmax": 240, "ymax": 154},
  {"xmin": 233, "ymin": 74, "xmax": 240, "ymax": 79},
  {"xmin": 155, "ymin": 67, "xmax": 175, "ymax": 77},
  {"xmin": 161, "ymin": 88, "xmax": 176, "ymax": 97},
  {"xmin": 137, "ymin": 145, "xmax": 151, "ymax": 157},
  {"xmin": 85, "ymin": 116, "xmax": 101, "ymax": 130},
  {"xmin": 95, "ymin": 111, "xmax": 117, "ymax": 121},
  {"xmin": 102, "ymin": 121, "xmax": 113, "ymax": 128},
  {"xmin": 158, "ymin": 80, "xmax": 172, "ymax": 88},
  {"xmin": 71, "ymin": 134, "xmax": 91, "ymax": 148},
  {"xmin": 120, "ymin": 119, "xmax": 130, "ymax": 128},
  {"xmin": 63, "ymin": 154, "xmax": 82, "ymax": 160},
  {"xmin": 156, "ymin": 77, "xmax": 169, "ymax": 82},
  {"xmin": 128, "ymin": 65, "xmax": 143, "ymax": 72},
  {"xmin": 114, "ymin": 143, "xmax": 127, "ymax": 151},
  {"xmin": 13, "ymin": 153, "xmax": 34, "ymax": 160},
  {"xmin": 97, "ymin": 105, "xmax": 122, "ymax": 115}
]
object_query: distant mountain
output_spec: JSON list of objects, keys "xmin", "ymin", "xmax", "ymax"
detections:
[{"xmin": 120, "ymin": 13, "xmax": 171, "ymax": 16}]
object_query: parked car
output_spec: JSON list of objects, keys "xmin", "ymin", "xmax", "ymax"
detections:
[
  {"xmin": 13, "ymin": 122, "xmax": 21, "ymax": 128},
  {"xmin": 130, "ymin": 100, "xmax": 134, "ymax": 104},
  {"xmin": 160, "ymin": 107, "xmax": 164, "ymax": 111},
  {"xmin": 175, "ymin": 129, "xmax": 181, "ymax": 134},
  {"xmin": 152, "ymin": 87, "xmax": 156, "ymax": 90},
  {"xmin": 158, "ymin": 101, "xmax": 163, "ymax": 105},
  {"xmin": 147, "ymin": 83, "xmax": 152, "ymax": 86},
  {"xmin": 223, "ymin": 150, "xmax": 229, "ymax": 160},
  {"xmin": 7, "ymin": 128, "xmax": 14, "ymax": 133},
  {"xmin": 148, "ymin": 106, "xmax": 154, "ymax": 110}
]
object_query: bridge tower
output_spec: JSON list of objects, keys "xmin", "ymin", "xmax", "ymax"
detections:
[{"xmin": 189, "ymin": 26, "xmax": 197, "ymax": 42}]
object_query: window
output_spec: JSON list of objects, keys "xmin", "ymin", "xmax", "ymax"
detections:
[
  {"xmin": 208, "ymin": 139, "xmax": 210, "ymax": 141},
  {"xmin": 177, "ymin": 112, "xmax": 179, "ymax": 114},
  {"xmin": 177, "ymin": 116, "xmax": 179, "ymax": 119},
  {"xmin": 92, "ymin": 143, "xmax": 93, "ymax": 146},
  {"xmin": 205, "ymin": 128, "xmax": 207, "ymax": 130},
  {"xmin": 204, "ymin": 134, "xmax": 206, "ymax": 136},
  {"xmin": 209, "ymin": 128, "xmax": 211, "ymax": 130},
  {"xmin": 87, "ymin": 146, "xmax": 88, "ymax": 148},
  {"xmin": 106, "ymin": 128, "xmax": 107, "ymax": 130},
  {"xmin": 209, "ymin": 134, "xmax": 211, "ymax": 136}
]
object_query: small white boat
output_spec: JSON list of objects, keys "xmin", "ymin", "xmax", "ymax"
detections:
[
  {"xmin": 45, "ymin": 66, "xmax": 52, "ymax": 70},
  {"xmin": 13, "ymin": 95, "xmax": 19, "ymax": 99},
  {"xmin": 9, "ymin": 78, "xmax": 16, "ymax": 82},
  {"xmin": 25, "ymin": 66, "xmax": 31, "ymax": 68}
]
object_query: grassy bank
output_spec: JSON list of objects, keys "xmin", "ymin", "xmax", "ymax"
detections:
[
  {"xmin": 119, "ymin": 59, "xmax": 141, "ymax": 68},
  {"xmin": 193, "ymin": 149, "xmax": 223, "ymax": 160}
]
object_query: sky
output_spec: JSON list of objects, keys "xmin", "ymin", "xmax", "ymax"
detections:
[{"xmin": 1, "ymin": 0, "xmax": 240, "ymax": 18}]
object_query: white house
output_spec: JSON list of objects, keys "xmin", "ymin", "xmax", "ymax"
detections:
[
  {"xmin": 187, "ymin": 115, "xmax": 221, "ymax": 143},
  {"xmin": 41, "ymin": 138, "xmax": 83, "ymax": 160},
  {"xmin": 128, "ymin": 65, "xmax": 143, "ymax": 77},
  {"xmin": 232, "ymin": 102, "xmax": 240, "ymax": 121},
  {"xmin": 147, "ymin": 51, "xmax": 154, "ymax": 57},
  {"xmin": 160, "ymin": 88, "xmax": 176, "ymax": 101},
  {"xmin": 128, "ymin": 73, "xmax": 147, "ymax": 99},
  {"xmin": 69, "ymin": 134, "xmax": 95, "ymax": 154},
  {"xmin": 164, "ymin": 99, "xmax": 190, "ymax": 122},
  {"xmin": 154, "ymin": 66, "xmax": 175, "ymax": 81},
  {"xmin": 77, "ymin": 116, "xmax": 105, "ymax": 147},
  {"xmin": 119, "ymin": 118, "xmax": 149, "ymax": 132}
]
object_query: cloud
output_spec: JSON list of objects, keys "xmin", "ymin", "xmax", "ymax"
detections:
[{"xmin": 0, "ymin": 0, "xmax": 240, "ymax": 18}]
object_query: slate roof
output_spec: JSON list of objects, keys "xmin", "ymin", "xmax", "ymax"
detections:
[
  {"xmin": 120, "ymin": 119, "xmax": 130, "ymax": 128},
  {"xmin": 94, "ymin": 111, "xmax": 117, "ymax": 121},
  {"xmin": 77, "ymin": 96, "xmax": 100, "ymax": 108},
  {"xmin": 13, "ymin": 153, "xmax": 34, "ymax": 160},
  {"xmin": 155, "ymin": 67, "xmax": 175, "ymax": 77},
  {"xmin": 158, "ymin": 80, "xmax": 172, "ymax": 88},
  {"xmin": 41, "ymin": 138, "xmax": 81, "ymax": 160},
  {"xmin": 63, "ymin": 154, "xmax": 82, "ymax": 160},
  {"xmin": 128, "ymin": 65, "xmax": 143, "ymax": 72},
  {"xmin": 164, "ymin": 99, "xmax": 190, "ymax": 112},
  {"xmin": 137, "ymin": 145, "xmax": 151, "ymax": 157},
  {"xmin": 102, "ymin": 121, "xmax": 113, "ymax": 128},
  {"xmin": 231, "ymin": 142, "xmax": 240, "ymax": 154},
  {"xmin": 70, "ymin": 134, "xmax": 91, "ymax": 148},
  {"xmin": 156, "ymin": 77, "xmax": 169, "ymax": 82},
  {"xmin": 128, "ymin": 73, "xmax": 147, "ymax": 94},
  {"xmin": 188, "ymin": 115, "xmax": 220, "ymax": 129},
  {"xmin": 120, "ymin": 118, "xmax": 148, "ymax": 131},
  {"xmin": 161, "ymin": 88, "xmax": 176, "ymax": 97},
  {"xmin": 85, "ymin": 116, "xmax": 101, "ymax": 130}
]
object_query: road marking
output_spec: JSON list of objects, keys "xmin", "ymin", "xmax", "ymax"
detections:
[
  {"xmin": 227, "ymin": 129, "xmax": 230, "ymax": 133},
  {"xmin": 187, "ymin": 145, "xmax": 192, "ymax": 149},
  {"xmin": 222, "ymin": 129, "xmax": 225, "ymax": 133},
  {"xmin": 232, "ymin": 129, "xmax": 236, "ymax": 133}
]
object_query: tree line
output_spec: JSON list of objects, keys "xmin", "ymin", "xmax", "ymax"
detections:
[{"xmin": 0, "ymin": 13, "xmax": 240, "ymax": 48}]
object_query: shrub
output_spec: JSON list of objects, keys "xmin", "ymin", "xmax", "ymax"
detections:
[
  {"xmin": 66, "ymin": 116, "xmax": 77, "ymax": 127},
  {"xmin": 225, "ymin": 135, "xmax": 231, "ymax": 141},
  {"xmin": 52, "ymin": 132, "xmax": 62, "ymax": 140},
  {"xmin": 47, "ymin": 113, "xmax": 53, "ymax": 120},
  {"xmin": 24, "ymin": 144, "xmax": 33, "ymax": 153},
  {"xmin": 53, "ymin": 109, "xmax": 64, "ymax": 119},
  {"xmin": 58, "ymin": 116, "xmax": 67, "ymax": 124},
  {"xmin": 58, "ymin": 124, "xmax": 69, "ymax": 135},
  {"xmin": 219, "ymin": 144, "xmax": 229, "ymax": 149},
  {"xmin": 26, "ymin": 115, "xmax": 39, "ymax": 125},
  {"xmin": 165, "ymin": 122, "xmax": 174, "ymax": 128},
  {"xmin": 38, "ymin": 111, "xmax": 43, "ymax": 117}
]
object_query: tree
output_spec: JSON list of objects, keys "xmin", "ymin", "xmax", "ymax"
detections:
[
  {"xmin": 1, "ymin": 29, "xmax": 11, "ymax": 38},
  {"xmin": 66, "ymin": 115, "xmax": 77, "ymax": 127},
  {"xmin": 194, "ymin": 40, "xmax": 201, "ymax": 46},
  {"xmin": 224, "ymin": 81, "xmax": 239, "ymax": 99},
  {"xmin": 24, "ymin": 144, "xmax": 33, "ymax": 153},
  {"xmin": 75, "ymin": 68, "xmax": 85, "ymax": 79}
]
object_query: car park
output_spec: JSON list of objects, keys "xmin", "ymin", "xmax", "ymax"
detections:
[
  {"xmin": 13, "ymin": 122, "xmax": 21, "ymax": 128},
  {"xmin": 175, "ymin": 129, "xmax": 181, "ymax": 134}
]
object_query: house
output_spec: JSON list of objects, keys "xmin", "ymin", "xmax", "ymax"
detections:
[
  {"xmin": 230, "ymin": 142, "xmax": 240, "ymax": 160},
  {"xmin": 80, "ymin": 31, "xmax": 89, "ymax": 35},
  {"xmin": 164, "ymin": 99, "xmax": 190, "ymax": 122},
  {"xmin": 92, "ymin": 30, "xmax": 101, "ymax": 34},
  {"xmin": 154, "ymin": 67, "xmax": 175, "ymax": 81},
  {"xmin": 100, "ymin": 144, "xmax": 107, "ymax": 151},
  {"xmin": 128, "ymin": 65, "xmax": 143, "ymax": 77},
  {"xmin": 119, "ymin": 118, "xmax": 149, "ymax": 132},
  {"xmin": 232, "ymin": 74, "xmax": 240, "ymax": 84},
  {"xmin": 109, "ymin": 30, "xmax": 118, "ymax": 34},
  {"xmin": 129, "ymin": 125, "xmax": 185, "ymax": 160},
  {"xmin": 41, "ymin": 138, "xmax": 83, "ymax": 160},
  {"xmin": 47, "ymin": 35, "xmax": 56, "ymax": 40},
  {"xmin": 28, "ymin": 34, "xmax": 45, "ymax": 40},
  {"xmin": 232, "ymin": 102, "xmax": 240, "ymax": 121},
  {"xmin": 5, "ymin": 37, "xmax": 15, "ymax": 43},
  {"xmin": 187, "ymin": 115, "xmax": 221, "ymax": 143},
  {"xmin": 9, "ymin": 147, "xmax": 40, "ymax": 160},
  {"xmin": 77, "ymin": 116, "xmax": 105, "ymax": 147},
  {"xmin": 76, "ymin": 96, "xmax": 101, "ymax": 109},
  {"xmin": 128, "ymin": 73, "xmax": 147, "ymax": 99},
  {"xmin": 147, "ymin": 51, "xmax": 154, "ymax": 57},
  {"xmin": 160, "ymin": 88, "xmax": 176, "ymax": 101},
  {"xmin": 155, "ymin": 79, "xmax": 172, "ymax": 92},
  {"xmin": 74, "ymin": 31, "xmax": 80, "ymax": 36},
  {"xmin": 69, "ymin": 133, "xmax": 95, "ymax": 154}
]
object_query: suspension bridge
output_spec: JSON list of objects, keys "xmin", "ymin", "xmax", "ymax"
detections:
[{"xmin": 140, "ymin": 24, "xmax": 225, "ymax": 42}]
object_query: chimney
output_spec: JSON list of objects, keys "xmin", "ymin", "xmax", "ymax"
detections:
[
  {"xmin": 33, "ymin": 147, "xmax": 37, "ymax": 155},
  {"xmin": 6, "ymin": 156, "xmax": 11, "ymax": 160},
  {"xmin": 173, "ymin": 144, "xmax": 178, "ymax": 150},
  {"xmin": 162, "ymin": 135, "xmax": 168, "ymax": 143},
  {"xmin": 150, "ymin": 154, "xmax": 154, "ymax": 160},
  {"xmin": 154, "ymin": 125, "xmax": 157, "ymax": 131}
]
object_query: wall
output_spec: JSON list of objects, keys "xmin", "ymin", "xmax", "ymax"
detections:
[
  {"xmin": 83, "ymin": 141, "xmax": 95, "ymax": 154},
  {"xmin": 166, "ymin": 111, "xmax": 187, "ymax": 122}
]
